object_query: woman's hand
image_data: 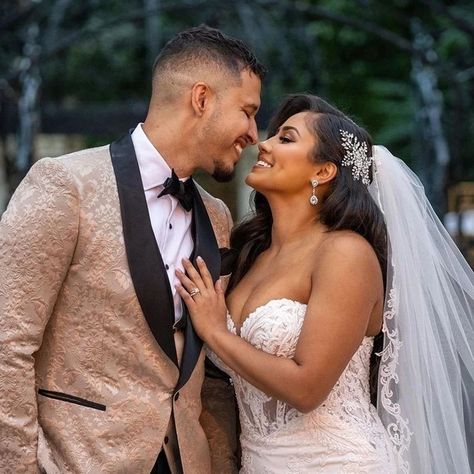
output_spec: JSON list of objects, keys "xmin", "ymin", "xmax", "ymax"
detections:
[{"xmin": 175, "ymin": 256, "xmax": 228, "ymax": 343}]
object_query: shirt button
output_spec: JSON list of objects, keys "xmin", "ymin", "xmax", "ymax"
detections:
[
  {"xmin": 174, "ymin": 392, "xmax": 180, "ymax": 401},
  {"xmin": 169, "ymin": 223, "xmax": 173, "ymax": 229},
  {"xmin": 164, "ymin": 436, "xmax": 169, "ymax": 444},
  {"xmin": 165, "ymin": 264, "xmax": 169, "ymax": 270}
]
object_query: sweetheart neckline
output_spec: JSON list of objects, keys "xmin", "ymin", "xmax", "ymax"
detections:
[
  {"xmin": 226, "ymin": 297, "xmax": 375, "ymax": 341},
  {"xmin": 227, "ymin": 298, "xmax": 307, "ymax": 337}
]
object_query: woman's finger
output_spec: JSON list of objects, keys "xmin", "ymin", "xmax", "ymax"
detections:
[
  {"xmin": 175, "ymin": 284, "xmax": 196, "ymax": 308},
  {"xmin": 181, "ymin": 258, "xmax": 205, "ymax": 289},
  {"xmin": 196, "ymin": 256, "xmax": 214, "ymax": 290},
  {"xmin": 215, "ymin": 278, "xmax": 224, "ymax": 297},
  {"xmin": 175, "ymin": 268, "xmax": 203, "ymax": 294}
]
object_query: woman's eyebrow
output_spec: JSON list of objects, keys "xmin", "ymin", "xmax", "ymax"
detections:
[{"xmin": 280, "ymin": 126, "xmax": 301, "ymax": 137}]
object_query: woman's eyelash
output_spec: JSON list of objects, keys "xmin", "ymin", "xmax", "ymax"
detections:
[{"xmin": 279, "ymin": 136, "xmax": 293, "ymax": 143}]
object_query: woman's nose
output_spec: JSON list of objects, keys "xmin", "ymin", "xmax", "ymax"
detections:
[{"xmin": 258, "ymin": 139, "xmax": 271, "ymax": 153}]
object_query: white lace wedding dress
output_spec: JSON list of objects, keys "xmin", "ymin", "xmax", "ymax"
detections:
[{"xmin": 208, "ymin": 298, "xmax": 397, "ymax": 473}]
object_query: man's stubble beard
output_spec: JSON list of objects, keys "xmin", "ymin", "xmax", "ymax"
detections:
[
  {"xmin": 203, "ymin": 105, "xmax": 236, "ymax": 183},
  {"xmin": 212, "ymin": 162, "xmax": 235, "ymax": 183}
]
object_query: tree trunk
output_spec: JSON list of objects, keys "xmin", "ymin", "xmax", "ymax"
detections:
[
  {"xmin": 144, "ymin": 0, "xmax": 162, "ymax": 68},
  {"xmin": 411, "ymin": 20, "xmax": 449, "ymax": 215},
  {"xmin": 16, "ymin": 23, "xmax": 41, "ymax": 190}
]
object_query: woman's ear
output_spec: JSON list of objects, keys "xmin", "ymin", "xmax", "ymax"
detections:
[
  {"xmin": 191, "ymin": 82, "xmax": 212, "ymax": 116},
  {"xmin": 314, "ymin": 161, "xmax": 338, "ymax": 185}
]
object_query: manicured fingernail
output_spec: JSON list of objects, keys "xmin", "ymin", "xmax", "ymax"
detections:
[{"xmin": 197, "ymin": 256, "xmax": 203, "ymax": 263}]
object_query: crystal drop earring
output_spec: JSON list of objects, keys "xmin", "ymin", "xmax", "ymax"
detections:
[{"xmin": 310, "ymin": 179, "xmax": 319, "ymax": 206}]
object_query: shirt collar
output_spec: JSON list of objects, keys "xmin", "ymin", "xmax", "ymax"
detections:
[{"xmin": 131, "ymin": 123, "xmax": 189, "ymax": 191}]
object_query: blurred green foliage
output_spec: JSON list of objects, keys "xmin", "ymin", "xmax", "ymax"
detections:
[{"xmin": 1, "ymin": 0, "xmax": 473, "ymax": 194}]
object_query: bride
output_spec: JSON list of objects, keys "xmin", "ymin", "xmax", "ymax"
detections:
[{"xmin": 176, "ymin": 94, "xmax": 474, "ymax": 473}]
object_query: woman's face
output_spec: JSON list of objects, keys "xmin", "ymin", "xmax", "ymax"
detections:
[{"xmin": 246, "ymin": 111, "xmax": 318, "ymax": 196}]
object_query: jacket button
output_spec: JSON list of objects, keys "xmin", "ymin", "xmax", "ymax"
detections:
[
  {"xmin": 164, "ymin": 436, "xmax": 169, "ymax": 444},
  {"xmin": 174, "ymin": 392, "xmax": 180, "ymax": 401}
]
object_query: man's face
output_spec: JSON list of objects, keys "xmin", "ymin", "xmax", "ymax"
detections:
[{"xmin": 200, "ymin": 70, "xmax": 261, "ymax": 182}]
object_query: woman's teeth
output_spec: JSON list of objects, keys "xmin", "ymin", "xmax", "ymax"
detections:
[{"xmin": 256, "ymin": 160, "xmax": 272, "ymax": 168}]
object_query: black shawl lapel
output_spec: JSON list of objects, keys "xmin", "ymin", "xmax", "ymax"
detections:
[
  {"xmin": 175, "ymin": 181, "xmax": 220, "ymax": 391},
  {"xmin": 110, "ymin": 132, "xmax": 178, "ymax": 367},
  {"xmin": 189, "ymin": 181, "xmax": 220, "ymax": 283}
]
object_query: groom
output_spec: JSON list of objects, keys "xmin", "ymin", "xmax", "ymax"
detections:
[{"xmin": 0, "ymin": 25, "xmax": 264, "ymax": 473}]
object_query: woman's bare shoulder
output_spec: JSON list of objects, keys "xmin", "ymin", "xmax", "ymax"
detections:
[{"xmin": 313, "ymin": 230, "xmax": 381, "ymax": 278}]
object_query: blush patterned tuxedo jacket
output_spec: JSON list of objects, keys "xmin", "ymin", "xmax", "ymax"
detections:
[{"xmin": 0, "ymin": 133, "xmax": 238, "ymax": 473}]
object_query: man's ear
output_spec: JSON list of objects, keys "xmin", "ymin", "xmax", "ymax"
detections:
[
  {"xmin": 314, "ymin": 161, "xmax": 338, "ymax": 185},
  {"xmin": 191, "ymin": 82, "xmax": 212, "ymax": 116}
]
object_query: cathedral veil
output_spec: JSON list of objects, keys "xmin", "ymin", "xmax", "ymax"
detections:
[{"xmin": 369, "ymin": 145, "xmax": 474, "ymax": 473}]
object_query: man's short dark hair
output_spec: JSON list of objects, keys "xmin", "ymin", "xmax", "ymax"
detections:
[{"xmin": 153, "ymin": 25, "xmax": 266, "ymax": 81}]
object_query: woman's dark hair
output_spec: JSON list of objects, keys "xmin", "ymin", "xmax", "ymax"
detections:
[{"xmin": 228, "ymin": 94, "xmax": 387, "ymax": 406}]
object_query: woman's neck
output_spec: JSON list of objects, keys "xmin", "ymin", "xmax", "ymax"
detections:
[{"xmin": 267, "ymin": 196, "xmax": 324, "ymax": 249}]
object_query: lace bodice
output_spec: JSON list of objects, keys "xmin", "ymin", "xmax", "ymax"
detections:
[{"xmin": 208, "ymin": 298, "xmax": 396, "ymax": 473}]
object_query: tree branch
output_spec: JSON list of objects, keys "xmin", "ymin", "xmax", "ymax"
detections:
[
  {"xmin": 418, "ymin": 0, "xmax": 474, "ymax": 38},
  {"xmin": 0, "ymin": 3, "xmax": 35, "ymax": 32},
  {"xmin": 1, "ymin": 0, "xmax": 208, "ymax": 86},
  {"xmin": 290, "ymin": 1, "xmax": 430, "ymax": 62}
]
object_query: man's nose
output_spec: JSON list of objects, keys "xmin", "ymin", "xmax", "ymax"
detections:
[{"xmin": 247, "ymin": 118, "xmax": 258, "ymax": 145}]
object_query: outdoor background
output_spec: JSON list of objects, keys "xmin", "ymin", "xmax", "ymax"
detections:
[{"xmin": 1, "ymin": 0, "xmax": 473, "ymax": 265}]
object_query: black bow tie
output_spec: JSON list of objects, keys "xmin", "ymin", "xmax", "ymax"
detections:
[{"xmin": 157, "ymin": 169, "xmax": 194, "ymax": 211}]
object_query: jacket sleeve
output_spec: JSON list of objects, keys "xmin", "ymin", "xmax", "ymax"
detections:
[{"xmin": 0, "ymin": 158, "xmax": 79, "ymax": 473}]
